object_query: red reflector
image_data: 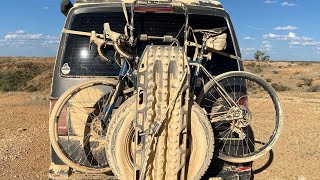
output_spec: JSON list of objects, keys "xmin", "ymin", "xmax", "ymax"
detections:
[
  {"xmin": 134, "ymin": 7, "xmax": 173, "ymax": 13},
  {"xmin": 57, "ymin": 105, "xmax": 68, "ymax": 136},
  {"xmin": 50, "ymin": 99, "xmax": 58, "ymax": 113},
  {"xmin": 50, "ymin": 98, "xmax": 68, "ymax": 136},
  {"xmin": 236, "ymin": 166, "xmax": 251, "ymax": 172},
  {"xmin": 238, "ymin": 96, "xmax": 248, "ymax": 107}
]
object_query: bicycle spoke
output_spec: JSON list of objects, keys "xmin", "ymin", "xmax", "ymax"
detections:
[
  {"xmin": 199, "ymin": 72, "xmax": 281, "ymax": 161},
  {"xmin": 221, "ymin": 128, "xmax": 233, "ymax": 152},
  {"xmin": 50, "ymin": 82, "xmax": 116, "ymax": 171},
  {"xmin": 207, "ymin": 91, "xmax": 231, "ymax": 110}
]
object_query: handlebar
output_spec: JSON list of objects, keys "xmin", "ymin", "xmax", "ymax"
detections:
[
  {"xmin": 193, "ymin": 27, "xmax": 227, "ymax": 36},
  {"xmin": 62, "ymin": 22, "xmax": 134, "ymax": 62},
  {"xmin": 113, "ymin": 41, "xmax": 134, "ymax": 60}
]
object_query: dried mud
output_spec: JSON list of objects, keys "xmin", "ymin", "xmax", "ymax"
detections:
[{"xmin": 0, "ymin": 91, "xmax": 319, "ymax": 179}]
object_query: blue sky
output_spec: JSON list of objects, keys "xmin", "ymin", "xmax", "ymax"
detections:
[{"xmin": 0, "ymin": 0, "xmax": 319, "ymax": 61}]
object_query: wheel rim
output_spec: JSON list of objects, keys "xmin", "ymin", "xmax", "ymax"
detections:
[
  {"xmin": 107, "ymin": 104, "xmax": 213, "ymax": 179},
  {"xmin": 199, "ymin": 73, "xmax": 281, "ymax": 160},
  {"xmin": 50, "ymin": 81, "xmax": 115, "ymax": 172},
  {"xmin": 124, "ymin": 125, "xmax": 135, "ymax": 169}
]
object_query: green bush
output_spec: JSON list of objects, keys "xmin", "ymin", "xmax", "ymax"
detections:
[
  {"xmin": 0, "ymin": 71, "xmax": 22, "ymax": 92},
  {"xmin": 0, "ymin": 63, "xmax": 42, "ymax": 92}
]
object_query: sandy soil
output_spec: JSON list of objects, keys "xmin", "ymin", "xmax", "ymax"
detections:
[
  {"xmin": 253, "ymin": 92, "xmax": 320, "ymax": 180},
  {"xmin": 0, "ymin": 59, "xmax": 319, "ymax": 179},
  {"xmin": 0, "ymin": 92, "xmax": 50, "ymax": 180},
  {"xmin": 0, "ymin": 91, "xmax": 319, "ymax": 179}
]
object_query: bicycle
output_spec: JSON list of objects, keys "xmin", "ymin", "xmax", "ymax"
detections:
[
  {"xmin": 190, "ymin": 28, "xmax": 283, "ymax": 163},
  {"xmin": 49, "ymin": 16, "xmax": 282, "ymax": 178}
]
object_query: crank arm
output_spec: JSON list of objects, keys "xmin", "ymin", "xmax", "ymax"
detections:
[
  {"xmin": 210, "ymin": 116, "xmax": 243, "ymax": 123},
  {"xmin": 216, "ymin": 138, "xmax": 244, "ymax": 141},
  {"xmin": 210, "ymin": 118, "xmax": 232, "ymax": 123},
  {"xmin": 207, "ymin": 111, "xmax": 229, "ymax": 116}
]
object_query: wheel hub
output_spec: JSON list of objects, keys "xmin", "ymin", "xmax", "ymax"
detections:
[
  {"xmin": 231, "ymin": 106, "xmax": 252, "ymax": 139},
  {"xmin": 91, "ymin": 114, "xmax": 106, "ymax": 137}
]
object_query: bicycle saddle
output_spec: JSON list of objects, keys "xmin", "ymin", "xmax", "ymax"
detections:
[{"xmin": 194, "ymin": 27, "xmax": 228, "ymax": 35}]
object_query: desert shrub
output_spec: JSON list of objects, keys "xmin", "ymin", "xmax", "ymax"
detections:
[
  {"xmin": 272, "ymin": 71, "xmax": 279, "ymax": 74},
  {"xmin": 246, "ymin": 62, "xmax": 256, "ymax": 67},
  {"xmin": 25, "ymin": 85, "xmax": 39, "ymax": 92},
  {"xmin": 307, "ymin": 85, "xmax": 320, "ymax": 92},
  {"xmin": 299, "ymin": 62, "xmax": 311, "ymax": 66},
  {"xmin": 0, "ymin": 62, "xmax": 48, "ymax": 92},
  {"xmin": 253, "ymin": 67, "xmax": 263, "ymax": 73},
  {"xmin": 266, "ymin": 78, "xmax": 272, "ymax": 82},
  {"xmin": 245, "ymin": 65, "xmax": 263, "ymax": 73},
  {"xmin": 298, "ymin": 78, "xmax": 314, "ymax": 87},
  {"xmin": 271, "ymin": 83, "xmax": 291, "ymax": 92},
  {"xmin": 296, "ymin": 83, "xmax": 303, "ymax": 88},
  {"xmin": 261, "ymin": 64, "xmax": 271, "ymax": 68},
  {"xmin": 0, "ymin": 71, "xmax": 23, "ymax": 92}
]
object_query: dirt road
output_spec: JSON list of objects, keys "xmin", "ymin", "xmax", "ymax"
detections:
[
  {"xmin": 0, "ymin": 93, "xmax": 49, "ymax": 179},
  {"xmin": 0, "ymin": 91, "xmax": 319, "ymax": 179}
]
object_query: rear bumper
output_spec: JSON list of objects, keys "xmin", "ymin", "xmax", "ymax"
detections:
[
  {"xmin": 48, "ymin": 163, "xmax": 116, "ymax": 180},
  {"xmin": 49, "ymin": 163, "xmax": 251, "ymax": 180},
  {"xmin": 215, "ymin": 169, "xmax": 252, "ymax": 180}
]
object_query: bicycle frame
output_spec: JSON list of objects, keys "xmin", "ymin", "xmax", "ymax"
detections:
[
  {"xmin": 96, "ymin": 5, "xmax": 240, "ymax": 127},
  {"xmin": 101, "ymin": 59, "xmax": 133, "ymax": 125},
  {"xmin": 188, "ymin": 34, "xmax": 240, "ymax": 109}
]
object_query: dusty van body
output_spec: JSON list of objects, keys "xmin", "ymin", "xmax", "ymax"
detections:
[{"xmin": 49, "ymin": 0, "xmax": 251, "ymax": 179}]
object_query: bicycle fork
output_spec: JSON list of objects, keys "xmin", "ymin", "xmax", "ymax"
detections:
[{"xmin": 101, "ymin": 60, "xmax": 130, "ymax": 126}]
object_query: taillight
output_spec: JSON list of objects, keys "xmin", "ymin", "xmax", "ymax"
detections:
[
  {"xmin": 235, "ymin": 166, "xmax": 251, "ymax": 172},
  {"xmin": 238, "ymin": 96, "xmax": 248, "ymax": 107},
  {"xmin": 50, "ymin": 98, "xmax": 68, "ymax": 136},
  {"xmin": 134, "ymin": 7, "xmax": 173, "ymax": 13},
  {"xmin": 50, "ymin": 99, "xmax": 58, "ymax": 113}
]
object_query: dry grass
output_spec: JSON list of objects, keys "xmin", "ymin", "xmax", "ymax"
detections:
[
  {"xmin": 244, "ymin": 60, "xmax": 320, "ymax": 92},
  {"xmin": 0, "ymin": 57, "xmax": 54, "ymax": 93}
]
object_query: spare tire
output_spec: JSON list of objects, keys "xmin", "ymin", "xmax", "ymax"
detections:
[{"xmin": 105, "ymin": 96, "xmax": 214, "ymax": 180}]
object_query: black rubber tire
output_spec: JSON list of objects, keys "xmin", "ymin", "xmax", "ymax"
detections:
[{"xmin": 197, "ymin": 71, "xmax": 282, "ymax": 163}]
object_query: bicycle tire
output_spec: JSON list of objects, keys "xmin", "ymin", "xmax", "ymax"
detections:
[
  {"xmin": 49, "ymin": 78, "xmax": 118, "ymax": 173},
  {"xmin": 197, "ymin": 71, "xmax": 282, "ymax": 163}
]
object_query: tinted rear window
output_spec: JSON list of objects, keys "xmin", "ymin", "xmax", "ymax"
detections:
[
  {"xmin": 61, "ymin": 11, "xmax": 238, "ymax": 76},
  {"xmin": 61, "ymin": 12, "xmax": 126, "ymax": 76}
]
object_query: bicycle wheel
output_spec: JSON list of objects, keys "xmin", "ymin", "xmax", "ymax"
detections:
[
  {"xmin": 49, "ymin": 78, "xmax": 118, "ymax": 173},
  {"xmin": 106, "ymin": 96, "xmax": 214, "ymax": 180},
  {"xmin": 197, "ymin": 71, "xmax": 282, "ymax": 163}
]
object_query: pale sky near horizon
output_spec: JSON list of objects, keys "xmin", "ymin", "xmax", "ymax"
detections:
[{"xmin": 0, "ymin": 0, "xmax": 319, "ymax": 61}]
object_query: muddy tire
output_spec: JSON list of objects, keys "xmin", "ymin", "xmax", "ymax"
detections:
[
  {"xmin": 49, "ymin": 79, "xmax": 117, "ymax": 173},
  {"xmin": 197, "ymin": 71, "xmax": 282, "ymax": 163},
  {"xmin": 106, "ymin": 96, "xmax": 214, "ymax": 180}
]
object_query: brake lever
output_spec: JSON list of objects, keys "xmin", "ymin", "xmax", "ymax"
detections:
[{"xmin": 104, "ymin": 23, "xmax": 121, "ymax": 42}]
